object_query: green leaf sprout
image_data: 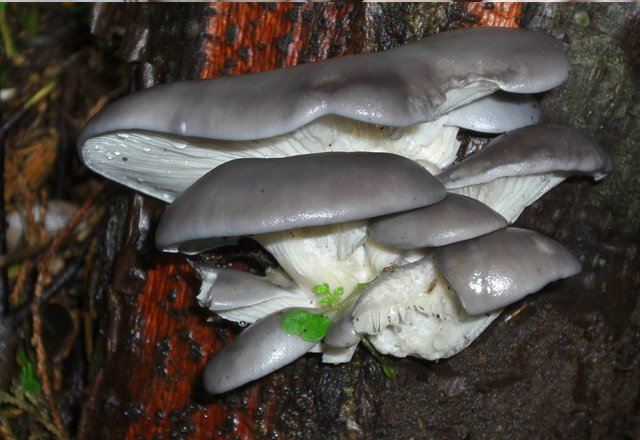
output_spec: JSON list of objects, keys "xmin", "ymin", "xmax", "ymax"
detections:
[
  {"xmin": 314, "ymin": 283, "xmax": 344, "ymax": 309},
  {"xmin": 362, "ymin": 339, "xmax": 397, "ymax": 379},
  {"xmin": 281, "ymin": 309, "xmax": 332, "ymax": 342}
]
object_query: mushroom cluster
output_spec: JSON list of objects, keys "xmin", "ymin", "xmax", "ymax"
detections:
[{"xmin": 78, "ymin": 27, "xmax": 613, "ymax": 395}]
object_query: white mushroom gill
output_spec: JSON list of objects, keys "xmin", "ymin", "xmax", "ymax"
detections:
[
  {"xmin": 193, "ymin": 223, "xmax": 417, "ymax": 330},
  {"xmin": 364, "ymin": 239, "xmax": 407, "ymax": 274},
  {"xmin": 352, "ymin": 258, "xmax": 500, "ymax": 360},
  {"xmin": 254, "ymin": 222, "xmax": 431, "ymax": 310},
  {"xmin": 82, "ymin": 114, "xmax": 462, "ymax": 203},
  {"xmin": 254, "ymin": 221, "xmax": 378, "ymax": 295},
  {"xmin": 449, "ymin": 173, "xmax": 566, "ymax": 223}
]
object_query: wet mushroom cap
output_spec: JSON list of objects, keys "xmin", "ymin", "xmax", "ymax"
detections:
[
  {"xmin": 432, "ymin": 227, "xmax": 581, "ymax": 315},
  {"xmin": 438, "ymin": 124, "xmax": 614, "ymax": 189},
  {"xmin": 203, "ymin": 308, "xmax": 318, "ymax": 394},
  {"xmin": 156, "ymin": 152, "xmax": 445, "ymax": 252},
  {"xmin": 196, "ymin": 268, "xmax": 303, "ymax": 311},
  {"xmin": 441, "ymin": 92, "xmax": 541, "ymax": 134},
  {"xmin": 323, "ymin": 320, "xmax": 360, "ymax": 349},
  {"xmin": 323, "ymin": 303, "xmax": 361, "ymax": 349},
  {"xmin": 78, "ymin": 27, "xmax": 568, "ymax": 150},
  {"xmin": 368, "ymin": 193, "xmax": 507, "ymax": 249}
]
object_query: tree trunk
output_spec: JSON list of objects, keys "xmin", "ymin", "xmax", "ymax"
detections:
[{"xmin": 78, "ymin": 3, "xmax": 640, "ymax": 439}]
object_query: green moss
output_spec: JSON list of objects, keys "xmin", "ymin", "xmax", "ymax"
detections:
[
  {"xmin": 574, "ymin": 11, "xmax": 590, "ymax": 27},
  {"xmin": 539, "ymin": 4, "xmax": 640, "ymax": 235}
]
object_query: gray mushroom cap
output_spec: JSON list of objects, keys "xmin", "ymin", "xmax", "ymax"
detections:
[
  {"xmin": 78, "ymin": 27, "xmax": 568, "ymax": 149},
  {"xmin": 156, "ymin": 152, "xmax": 445, "ymax": 252},
  {"xmin": 323, "ymin": 302, "xmax": 360, "ymax": 349},
  {"xmin": 203, "ymin": 308, "xmax": 318, "ymax": 394},
  {"xmin": 368, "ymin": 193, "xmax": 507, "ymax": 249},
  {"xmin": 442, "ymin": 93, "xmax": 541, "ymax": 134},
  {"xmin": 196, "ymin": 268, "xmax": 302, "ymax": 311},
  {"xmin": 438, "ymin": 124, "xmax": 614, "ymax": 189},
  {"xmin": 432, "ymin": 227, "xmax": 581, "ymax": 315}
]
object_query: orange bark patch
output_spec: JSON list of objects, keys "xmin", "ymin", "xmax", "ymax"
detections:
[
  {"xmin": 122, "ymin": 255, "xmax": 266, "ymax": 439},
  {"xmin": 200, "ymin": 2, "xmax": 357, "ymax": 79},
  {"xmin": 465, "ymin": 2, "xmax": 522, "ymax": 28}
]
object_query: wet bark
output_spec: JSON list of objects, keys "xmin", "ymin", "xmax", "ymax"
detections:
[{"xmin": 78, "ymin": 3, "xmax": 640, "ymax": 439}]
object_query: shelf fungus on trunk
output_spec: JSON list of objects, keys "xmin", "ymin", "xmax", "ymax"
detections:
[
  {"xmin": 75, "ymin": 27, "xmax": 611, "ymax": 395},
  {"xmin": 438, "ymin": 124, "xmax": 614, "ymax": 223},
  {"xmin": 77, "ymin": 27, "xmax": 567, "ymax": 203}
]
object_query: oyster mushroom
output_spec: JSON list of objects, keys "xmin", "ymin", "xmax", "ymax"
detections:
[
  {"xmin": 78, "ymin": 27, "xmax": 567, "ymax": 203},
  {"xmin": 368, "ymin": 193, "xmax": 507, "ymax": 249},
  {"xmin": 441, "ymin": 92, "xmax": 541, "ymax": 134},
  {"xmin": 438, "ymin": 124, "xmax": 614, "ymax": 222},
  {"xmin": 74, "ymin": 27, "xmax": 590, "ymax": 395},
  {"xmin": 194, "ymin": 267, "xmax": 316, "ymax": 324},
  {"xmin": 203, "ymin": 308, "xmax": 322, "ymax": 394},
  {"xmin": 432, "ymin": 227, "xmax": 581, "ymax": 315},
  {"xmin": 326, "ymin": 227, "xmax": 580, "ymax": 360},
  {"xmin": 156, "ymin": 152, "xmax": 445, "ymax": 299}
]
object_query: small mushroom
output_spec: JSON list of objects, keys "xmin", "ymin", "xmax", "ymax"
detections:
[
  {"xmin": 78, "ymin": 28, "xmax": 567, "ymax": 202},
  {"xmin": 441, "ymin": 92, "xmax": 541, "ymax": 134},
  {"xmin": 323, "ymin": 301, "xmax": 360, "ymax": 350},
  {"xmin": 432, "ymin": 227, "xmax": 581, "ymax": 315},
  {"xmin": 156, "ymin": 152, "xmax": 445, "ymax": 252},
  {"xmin": 203, "ymin": 308, "xmax": 320, "ymax": 394},
  {"xmin": 368, "ymin": 193, "xmax": 507, "ymax": 249},
  {"xmin": 195, "ymin": 268, "xmax": 316, "ymax": 324},
  {"xmin": 438, "ymin": 124, "xmax": 614, "ymax": 222}
]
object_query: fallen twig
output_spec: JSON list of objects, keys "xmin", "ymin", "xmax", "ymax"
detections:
[
  {"xmin": 0, "ymin": 243, "xmax": 49, "ymax": 269},
  {"xmin": 0, "ymin": 4, "xmax": 24, "ymax": 66},
  {"xmin": 12, "ymin": 258, "xmax": 82, "ymax": 324},
  {"xmin": 30, "ymin": 185, "xmax": 105, "ymax": 436}
]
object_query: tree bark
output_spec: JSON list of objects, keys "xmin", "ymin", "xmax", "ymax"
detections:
[{"xmin": 78, "ymin": 3, "xmax": 640, "ymax": 439}]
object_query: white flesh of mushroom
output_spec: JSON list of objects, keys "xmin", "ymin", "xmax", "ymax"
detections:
[
  {"xmin": 449, "ymin": 173, "xmax": 566, "ymax": 223},
  {"xmin": 254, "ymin": 221, "xmax": 377, "ymax": 295},
  {"xmin": 352, "ymin": 257, "xmax": 500, "ymax": 360}
]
